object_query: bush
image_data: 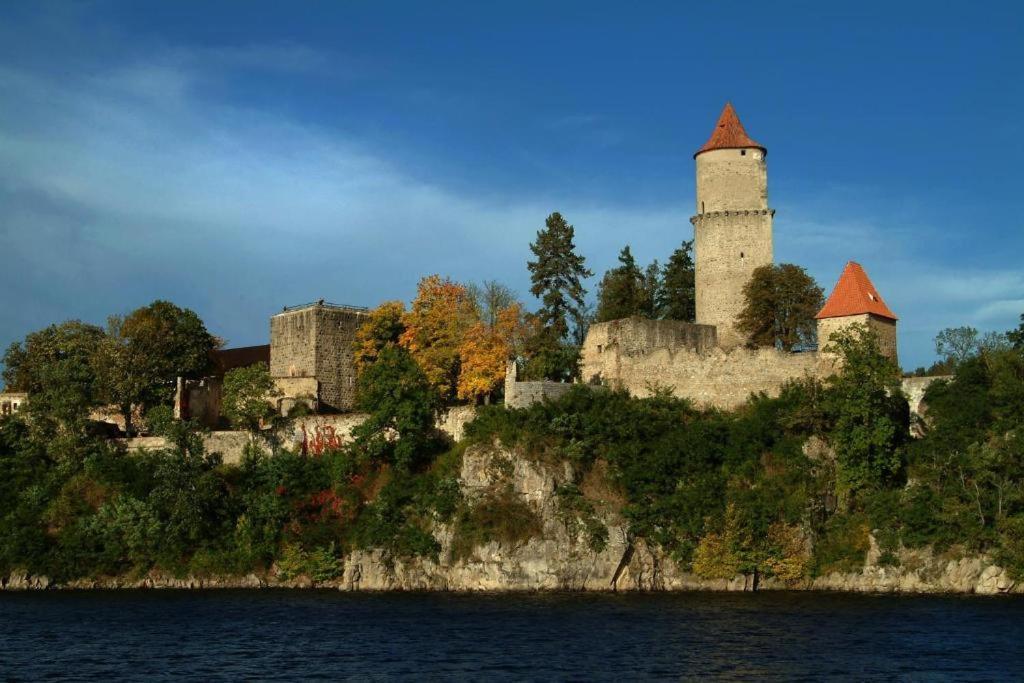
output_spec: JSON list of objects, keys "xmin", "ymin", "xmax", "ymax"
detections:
[{"xmin": 451, "ymin": 486, "xmax": 543, "ymax": 561}]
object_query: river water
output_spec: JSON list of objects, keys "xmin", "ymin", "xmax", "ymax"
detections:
[{"xmin": 1, "ymin": 591, "xmax": 1021, "ymax": 680}]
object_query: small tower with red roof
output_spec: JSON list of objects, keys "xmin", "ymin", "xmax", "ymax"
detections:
[
  {"xmin": 690, "ymin": 103, "xmax": 774, "ymax": 349},
  {"xmin": 816, "ymin": 261, "xmax": 899, "ymax": 364}
]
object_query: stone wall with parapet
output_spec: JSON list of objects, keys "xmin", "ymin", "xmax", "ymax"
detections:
[
  {"xmin": 504, "ymin": 362, "xmax": 575, "ymax": 409},
  {"xmin": 582, "ymin": 317, "xmax": 828, "ymax": 410}
]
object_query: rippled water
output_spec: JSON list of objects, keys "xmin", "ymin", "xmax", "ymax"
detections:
[{"xmin": 1, "ymin": 590, "xmax": 1022, "ymax": 680}]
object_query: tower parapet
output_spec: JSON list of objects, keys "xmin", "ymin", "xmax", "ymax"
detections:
[{"xmin": 691, "ymin": 103, "xmax": 774, "ymax": 349}]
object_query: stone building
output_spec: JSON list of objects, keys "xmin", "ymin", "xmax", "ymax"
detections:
[
  {"xmin": 816, "ymin": 261, "xmax": 898, "ymax": 365},
  {"xmin": 691, "ymin": 103, "xmax": 774, "ymax": 350},
  {"xmin": 270, "ymin": 301, "xmax": 369, "ymax": 413},
  {"xmin": 175, "ymin": 344, "xmax": 270, "ymax": 427},
  {"xmin": 0, "ymin": 391, "xmax": 27, "ymax": 417},
  {"xmin": 581, "ymin": 103, "xmax": 898, "ymax": 410}
]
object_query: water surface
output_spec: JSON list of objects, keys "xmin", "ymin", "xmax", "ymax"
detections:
[{"xmin": 1, "ymin": 591, "xmax": 1021, "ymax": 680}]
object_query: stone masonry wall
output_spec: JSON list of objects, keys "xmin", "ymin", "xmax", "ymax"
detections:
[
  {"xmin": 270, "ymin": 304, "xmax": 368, "ymax": 413},
  {"xmin": 692, "ymin": 147, "xmax": 773, "ymax": 350},
  {"xmin": 817, "ymin": 313, "xmax": 898, "ymax": 366},
  {"xmin": 270, "ymin": 308, "xmax": 317, "ymax": 381},
  {"xmin": 582, "ymin": 317, "xmax": 828, "ymax": 409},
  {"xmin": 313, "ymin": 307, "xmax": 367, "ymax": 412},
  {"xmin": 504, "ymin": 362, "xmax": 575, "ymax": 409}
]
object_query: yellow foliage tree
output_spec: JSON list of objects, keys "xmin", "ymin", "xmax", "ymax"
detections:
[
  {"xmin": 763, "ymin": 521, "xmax": 811, "ymax": 583},
  {"xmin": 399, "ymin": 275, "xmax": 480, "ymax": 401},
  {"xmin": 691, "ymin": 502, "xmax": 749, "ymax": 580},
  {"xmin": 457, "ymin": 303, "xmax": 527, "ymax": 403},
  {"xmin": 353, "ymin": 301, "xmax": 407, "ymax": 375}
]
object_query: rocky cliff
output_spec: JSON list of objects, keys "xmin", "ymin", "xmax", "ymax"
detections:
[{"xmin": 2, "ymin": 445, "xmax": 1019, "ymax": 594}]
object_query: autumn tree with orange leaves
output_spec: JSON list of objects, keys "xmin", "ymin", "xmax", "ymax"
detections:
[
  {"xmin": 458, "ymin": 303, "xmax": 528, "ymax": 403},
  {"xmin": 353, "ymin": 301, "xmax": 407, "ymax": 375},
  {"xmin": 398, "ymin": 275, "xmax": 480, "ymax": 401}
]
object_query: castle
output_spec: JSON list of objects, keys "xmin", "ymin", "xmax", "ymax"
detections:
[
  {"xmin": 579, "ymin": 103, "xmax": 898, "ymax": 409},
  {"xmin": 169, "ymin": 103, "xmax": 899, "ymax": 423}
]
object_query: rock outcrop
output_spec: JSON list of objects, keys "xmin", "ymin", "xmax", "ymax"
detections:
[{"xmin": 2, "ymin": 445, "xmax": 1019, "ymax": 594}]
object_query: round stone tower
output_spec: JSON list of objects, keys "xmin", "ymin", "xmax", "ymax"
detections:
[{"xmin": 690, "ymin": 103, "xmax": 774, "ymax": 349}]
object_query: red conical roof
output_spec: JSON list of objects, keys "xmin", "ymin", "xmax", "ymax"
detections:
[
  {"xmin": 816, "ymin": 261, "xmax": 897, "ymax": 321},
  {"xmin": 695, "ymin": 102, "xmax": 765, "ymax": 157}
]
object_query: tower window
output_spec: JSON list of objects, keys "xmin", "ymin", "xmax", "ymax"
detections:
[
  {"xmin": 740, "ymin": 149, "xmax": 746, "ymax": 156},
  {"xmin": 740, "ymin": 252, "xmax": 745, "ymax": 259}
]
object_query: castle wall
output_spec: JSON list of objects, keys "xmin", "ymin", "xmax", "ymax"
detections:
[
  {"xmin": 270, "ymin": 308, "xmax": 318, "ymax": 381},
  {"xmin": 582, "ymin": 317, "xmax": 828, "ymax": 410},
  {"xmin": 817, "ymin": 314, "xmax": 898, "ymax": 366},
  {"xmin": 313, "ymin": 308, "xmax": 366, "ymax": 412},
  {"xmin": 693, "ymin": 147, "xmax": 774, "ymax": 350},
  {"xmin": 504, "ymin": 362, "xmax": 575, "ymax": 409}
]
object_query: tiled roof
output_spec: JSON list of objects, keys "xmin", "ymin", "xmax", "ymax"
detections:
[
  {"xmin": 211, "ymin": 344, "xmax": 270, "ymax": 374},
  {"xmin": 695, "ymin": 102, "xmax": 765, "ymax": 157},
  {"xmin": 816, "ymin": 261, "xmax": 897, "ymax": 321}
]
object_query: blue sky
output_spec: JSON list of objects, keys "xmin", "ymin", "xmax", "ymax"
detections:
[{"xmin": 1, "ymin": 1, "xmax": 1021, "ymax": 372}]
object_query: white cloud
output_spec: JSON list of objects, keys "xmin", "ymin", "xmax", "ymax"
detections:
[{"xmin": 0, "ymin": 49, "xmax": 1021, "ymax": 372}]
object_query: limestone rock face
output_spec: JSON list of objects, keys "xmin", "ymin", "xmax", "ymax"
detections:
[{"xmin": 2, "ymin": 445, "xmax": 1020, "ymax": 594}]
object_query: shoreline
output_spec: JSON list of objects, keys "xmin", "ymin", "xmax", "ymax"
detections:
[{"xmin": 3, "ymin": 571, "xmax": 1019, "ymax": 595}]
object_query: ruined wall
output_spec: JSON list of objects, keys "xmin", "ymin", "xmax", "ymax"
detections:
[
  {"xmin": 817, "ymin": 313, "xmax": 898, "ymax": 366},
  {"xmin": 270, "ymin": 304, "xmax": 368, "ymax": 413},
  {"xmin": 504, "ymin": 362, "xmax": 575, "ymax": 409},
  {"xmin": 582, "ymin": 317, "xmax": 827, "ymax": 409},
  {"xmin": 273, "ymin": 377, "xmax": 319, "ymax": 415},
  {"xmin": 0, "ymin": 392, "xmax": 27, "ymax": 417},
  {"xmin": 692, "ymin": 147, "xmax": 774, "ymax": 350}
]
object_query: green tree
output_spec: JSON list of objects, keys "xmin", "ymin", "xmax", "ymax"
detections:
[
  {"xmin": 737, "ymin": 264, "xmax": 824, "ymax": 351},
  {"xmin": 824, "ymin": 324, "xmax": 908, "ymax": 499},
  {"xmin": 353, "ymin": 345, "xmax": 442, "ymax": 470},
  {"xmin": 2, "ymin": 321, "xmax": 106, "ymax": 435},
  {"xmin": 934, "ymin": 326, "xmax": 980, "ymax": 367},
  {"xmin": 94, "ymin": 301, "xmax": 217, "ymax": 434},
  {"xmin": 222, "ymin": 364, "xmax": 280, "ymax": 435},
  {"xmin": 595, "ymin": 246, "xmax": 646, "ymax": 322},
  {"xmin": 1008, "ymin": 313, "xmax": 1024, "ymax": 349},
  {"xmin": 641, "ymin": 261, "xmax": 661, "ymax": 318},
  {"xmin": 525, "ymin": 212, "xmax": 592, "ymax": 380},
  {"xmin": 657, "ymin": 240, "xmax": 696, "ymax": 321}
]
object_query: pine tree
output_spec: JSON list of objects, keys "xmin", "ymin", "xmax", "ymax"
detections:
[
  {"xmin": 595, "ymin": 246, "xmax": 646, "ymax": 322},
  {"xmin": 641, "ymin": 260, "xmax": 661, "ymax": 318},
  {"xmin": 658, "ymin": 240, "xmax": 696, "ymax": 321},
  {"xmin": 525, "ymin": 212, "xmax": 592, "ymax": 380}
]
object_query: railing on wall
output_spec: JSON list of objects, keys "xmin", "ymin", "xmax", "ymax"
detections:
[{"xmin": 278, "ymin": 300, "xmax": 370, "ymax": 313}]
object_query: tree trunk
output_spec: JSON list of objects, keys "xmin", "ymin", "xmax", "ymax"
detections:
[{"xmin": 123, "ymin": 404, "xmax": 134, "ymax": 438}]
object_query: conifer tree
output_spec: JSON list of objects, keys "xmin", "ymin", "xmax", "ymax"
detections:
[
  {"xmin": 595, "ymin": 246, "xmax": 646, "ymax": 322},
  {"xmin": 657, "ymin": 240, "xmax": 696, "ymax": 322},
  {"xmin": 525, "ymin": 212, "xmax": 592, "ymax": 380},
  {"xmin": 641, "ymin": 261, "xmax": 661, "ymax": 318}
]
